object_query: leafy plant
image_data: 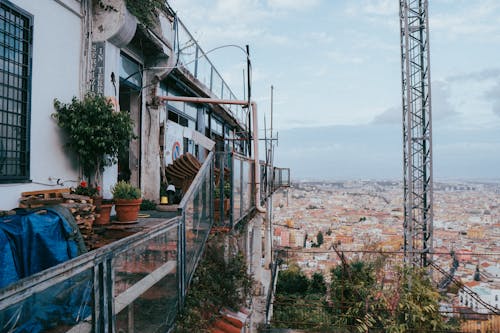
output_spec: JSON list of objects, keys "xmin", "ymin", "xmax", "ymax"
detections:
[
  {"xmin": 53, "ymin": 94, "xmax": 136, "ymax": 184},
  {"xmin": 174, "ymin": 236, "xmax": 252, "ymax": 332},
  {"xmin": 72, "ymin": 180, "xmax": 100, "ymax": 197},
  {"xmin": 140, "ymin": 199, "xmax": 156, "ymax": 210},
  {"xmin": 111, "ymin": 180, "xmax": 141, "ymax": 200},
  {"xmin": 214, "ymin": 181, "xmax": 231, "ymax": 199},
  {"xmin": 271, "ymin": 257, "xmax": 459, "ymax": 332},
  {"xmin": 125, "ymin": 0, "xmax": 167, "ymax": 26}
]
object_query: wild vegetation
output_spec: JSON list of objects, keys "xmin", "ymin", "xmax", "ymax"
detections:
[
  {"xmin": 174, "ymin": 236, "xmax": 252, "ymax": 332},
  {"xmin": 272, "ymin": 257, "xmax": 460, "ymax": 332}
]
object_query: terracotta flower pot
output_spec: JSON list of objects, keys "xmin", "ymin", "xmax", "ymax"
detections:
[
  {"xmin": 95, "ymin": 203, "xmax": 112, "ymax": 225},
  {"xmin": 114, "ymin": 198, "xmax": 142, "ymax": 222}
]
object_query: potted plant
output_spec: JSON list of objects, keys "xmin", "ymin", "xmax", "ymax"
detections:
[
  {"xmin": 112, "ymin": 180, "xmax": 142, "ymax": 222},
  {"xmin": 95, "ymin": 199, "xmax": 113, "ymax": 225},
  {"xmin": 52, "ymin": 94, "xmax": 136, "ymax": 193}
]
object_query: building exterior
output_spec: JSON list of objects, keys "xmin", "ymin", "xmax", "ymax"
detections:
[
  {"xmin": 459, "ymin": 282, "xmax": 500, "ymax": 314},
  {"xmin": 1, "ymin": 0, "xmax": 250, "ymax": 209},
  {"xmin": 0, "ymin": 1, "xmax": 290, "ymax": 332},
  {"xmin": 1, "ymin": 0, "xmax": 85, "ymax": 209}
]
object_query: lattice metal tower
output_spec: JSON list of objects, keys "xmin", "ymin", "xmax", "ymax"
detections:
[{"xmin": 399, "ymin": 0, "xmax": 433, "ymax": 267}]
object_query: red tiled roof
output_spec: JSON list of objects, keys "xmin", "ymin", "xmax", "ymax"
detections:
[
  {"xmin": 465, "ymin": 281, "xmax": 480, "ymax": 287},
  {"xmin": 208, "ymin": 308, "xmax": 249, "ymax": 333},
  {"xmin": 212, "ymin": 318, "xmax": 240, "ymax": 333}
]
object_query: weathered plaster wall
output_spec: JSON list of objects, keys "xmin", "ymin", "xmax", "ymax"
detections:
[{"xmin": 0, "ymin": 0, "xmax": 83, "ymax": 210}]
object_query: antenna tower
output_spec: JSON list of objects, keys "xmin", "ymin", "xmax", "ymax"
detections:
[{"xmin": 400, "ymin": 0, "xmax": 433, "ymax": 267}]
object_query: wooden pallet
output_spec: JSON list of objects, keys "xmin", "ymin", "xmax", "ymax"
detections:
[
  {"xmin": 21, "ymin": 188, "xmax": 71, "ymax": 198},
  {"xmin": 19, "ymin": 188, "xmax": 72, "ymax": 208}
]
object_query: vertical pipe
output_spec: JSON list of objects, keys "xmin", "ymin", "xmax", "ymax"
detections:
[
  {"xmin": 246, "ymin": 45, "xmax": 252, "ymax": 157},
  {"xmin": 251, "ymin": 102, "xmax": 266, "ymax": 214},
  {"xmin": 271, "ymin": 85, "xmax": 274, "ymax": 142}
]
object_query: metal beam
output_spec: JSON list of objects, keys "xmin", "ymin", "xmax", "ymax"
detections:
[
  {"xmin": 157, "ymin": 95, "xmax": 248, "ymax": 106},
  {"xmin": 400, "ymin": 0, "xmax": 433, "ymax": 268}
]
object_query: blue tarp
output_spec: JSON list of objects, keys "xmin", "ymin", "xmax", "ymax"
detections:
[
  {"xmin": 0, "ymin": 207, "xmax": 91, "ymax": 332},
  {"xmin": 0, "ymin": 207, "xmax": 84, "ymax": 289}
]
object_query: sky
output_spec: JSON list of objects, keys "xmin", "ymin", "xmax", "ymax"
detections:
[{"xmin": 168, "ymin": 0, "xmax": 500, "ymax": 181}]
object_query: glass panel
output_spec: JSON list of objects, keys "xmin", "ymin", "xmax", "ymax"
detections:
[
  {"xmin": 184, "ymin": 172, "xmax": 212, "ymax": 286},
  {"xmin": 242, "ymin": 160, "xmax": 251, "ymax": 213},
  {"xmin": 177, "ymin": 25, "xmax": 196, "ymax": 74},
  {"xmin": 211, "ymin": 72, "xmax": 223, "ymax": 99},
  {"xmin": 167, "ymin": 89, "xmax": 184, "ymax": 112},
  {"xmin": 197, "ymin": 55, "xmax": 212, "ymax": 89},
  {"xmin": 184, "ymin": 102, "xmax": 197, "ymax": 120},
  {"xmin": 114, "ymin": 230, "xmax": 178, "ymax": 299},
  {"xmin": 0, "ymin": 269, "xmax": 93, "ymax": 332},
  {"xmin": 120, "ymin": 54, "xmax": 142, "ymax": 87},
  {"xmin": 114, "ymin": 226, "xmax": 179, "ymax": 331},
  {"xmin": 232, "ymin": 157, "xmax": 242, "ymax": 222}
]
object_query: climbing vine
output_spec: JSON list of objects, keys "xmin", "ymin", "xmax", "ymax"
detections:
[{"xmin": 124, "ymin": 0, "xmax": 167, "ymax": 26}]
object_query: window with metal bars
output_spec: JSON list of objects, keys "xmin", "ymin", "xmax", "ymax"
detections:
[{"xmin": 0, "ymin": 1, "xmax": 32, "ymax": 182}]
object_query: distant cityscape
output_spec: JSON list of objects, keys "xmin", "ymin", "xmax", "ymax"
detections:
[{"xmin": 271, "ymin": 180, "xmax": 500, "ymax": 314}]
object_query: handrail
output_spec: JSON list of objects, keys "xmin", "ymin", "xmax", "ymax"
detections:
[
  {"xmin": 176, "ymin": 19, "xmax": 238, "ymax": 102},
  {"xmin": 174, "ymin": 18, "xmax": 246, "ymax": 126},
  {"xmin": 0, "ymin": 216, "xmax": 180, "ymax": 310}
]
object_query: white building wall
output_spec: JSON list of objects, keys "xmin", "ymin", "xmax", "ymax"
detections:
[
  {"xmin": 0, "ymin": 0, "xmax": 83, "ymax": 210},
  {"xmin": 101, "ymin": 42, "xmax": 121, "ymax": 200}
]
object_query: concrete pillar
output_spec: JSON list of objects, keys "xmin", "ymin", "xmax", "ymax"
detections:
[
  {"xmin": 252, "ymin": 214, "xmax": 263, "ymax": 286},
  {"xmin": 140, "ymin": 86, "xmax": 161, "ymax": 200},
  {"xmin": 246, "ymin": 220, "xmax": 253, "ymax": 276},
  {"xmin": 263, "ymin": 197, "xmax": 272, "ymax": 268}
]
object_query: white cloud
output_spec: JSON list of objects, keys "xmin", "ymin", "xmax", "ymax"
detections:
[
  {"xmin": 308, "ymin": 31, "xmax": 334, "ymax": 44},
  {"xmin": 485, "ymin": 80, "xmax": 500, "ymax": 117},
  {"xmin": 267, "ymin": 0, "xmax": 321, "ymax": 10},
  {"xmin": 430, "ymin": 0, "xmax": 500, "ymax": 40},
  {"xmin": 345, "ymin": 0, "xmax": 397, "ymax": 17},
  {"xmin": 327, "ymin": 51, "xmax": 364, "ymax": 64},
  {"xmin": 373, "ymin": 81, "xmax": 459, "ymax": 124}
]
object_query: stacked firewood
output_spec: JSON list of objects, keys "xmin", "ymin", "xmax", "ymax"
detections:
[{"xmin": 60, "ymin": 193, "xmax": 96, "ymax": 247}]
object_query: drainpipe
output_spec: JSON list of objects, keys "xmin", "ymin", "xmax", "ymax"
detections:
[{"xmin": 251, "ymin": 101, "xmax": 266, "ymax": 213}]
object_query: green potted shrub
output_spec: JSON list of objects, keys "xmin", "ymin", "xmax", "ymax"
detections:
[
  {"xmin": 111, "ymin": 180, "xmax": 142, "ymax": 222},
  {"xmin": 52, "ymin": 94, "xmax": 136, "ymax": 191}
]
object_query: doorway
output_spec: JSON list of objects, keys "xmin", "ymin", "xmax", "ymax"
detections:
[{"xmin": 118, "ymin": 83, "xmax": 141, "ymax": 187}]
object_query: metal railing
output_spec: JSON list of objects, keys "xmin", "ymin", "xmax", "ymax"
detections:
[
  {"xmin": 214, "ymin": 152, "xmax": 255, "ymax": 228},
  {"xmin": 175, "ymin": 19, "xmax": 247, "ymax": 126},
  {"xmin": 0, "ymin": 153, "xmax": 216, "ymax": 333},
  {"xmin": 265, "ymin": 259, "xmax": 280, "ymax": 325},
  {"xmin": 0, "ymin": 216, "xmax": 181, "ymax": 333},
  {"xmin": 273, "ymin": 167, "xmax": 291, "ymax": 190}
]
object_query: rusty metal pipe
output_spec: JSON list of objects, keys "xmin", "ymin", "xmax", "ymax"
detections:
[
  {"xmin": 251, "ymin": 101, "xmax": 266, "ymax": 213},
  {"xmin": 157, "ymin": 95, "xmax": 266, "ymax": 213},
  {"xmin": 157, "ymin": 95, "xmax": 248, "ymax": 105}
]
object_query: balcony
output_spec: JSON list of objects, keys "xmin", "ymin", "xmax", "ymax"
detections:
[
  {"xmin": 0, "ymin": 152, "xmax": 215, "ymax": 332},
  {"xmin": 0, "ymin": 150, "xmax": 289, "ymax": 331}
]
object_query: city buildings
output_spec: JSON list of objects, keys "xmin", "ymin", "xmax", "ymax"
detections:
[{"xmin": 271, "ymin": 180, "xmax": 500, "ymax": 326}]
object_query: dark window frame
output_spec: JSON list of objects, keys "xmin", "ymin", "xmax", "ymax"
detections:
[{"xmin": 0, "ymin": 1, "xmax": 33, "ymax": 183}]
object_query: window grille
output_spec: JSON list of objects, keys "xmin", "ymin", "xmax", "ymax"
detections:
[{"xmin": 0, "ymin": 1, "xmax": 32, "ymax": 182}]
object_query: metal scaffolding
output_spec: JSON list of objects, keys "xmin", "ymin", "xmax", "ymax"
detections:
[{"xmin": 399, "ymin": 0, "xmax": 433, "ymax": 267}]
